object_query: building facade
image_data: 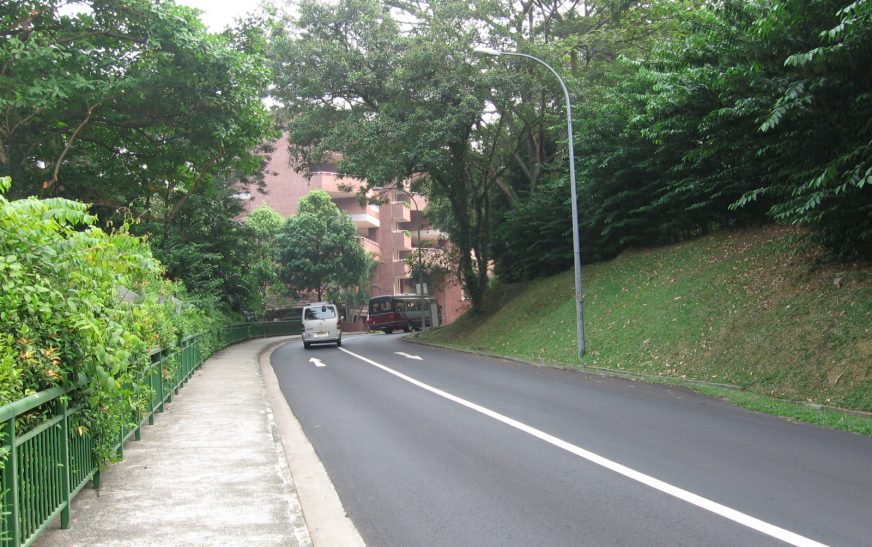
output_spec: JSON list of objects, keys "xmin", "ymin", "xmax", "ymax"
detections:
[{"xmin": 241, "ymin": 134, "xmax": 468, "ymax": 325}]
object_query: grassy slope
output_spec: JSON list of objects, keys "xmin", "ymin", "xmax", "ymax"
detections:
[{"xmin": 419, "ymin": 225, "xmax": 872, "ymax": 430}]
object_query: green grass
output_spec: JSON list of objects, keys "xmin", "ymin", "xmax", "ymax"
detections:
[{"xmin": 419, "ymin": 225, "xmax": 872, "ymax": 434}]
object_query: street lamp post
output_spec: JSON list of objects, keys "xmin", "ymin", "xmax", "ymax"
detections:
[{"xmin": 473, "ymin": 47, "xmax": 586, "ymax": 358}]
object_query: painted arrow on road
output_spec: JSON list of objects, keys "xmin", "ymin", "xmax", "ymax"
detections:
[
  {"xmin": 394, "ymin": 352, "xmax": 423, "ymax": 360},
  {"xmin": 309, "ymin": 358, "xmax": 327, "ymax": 368}
]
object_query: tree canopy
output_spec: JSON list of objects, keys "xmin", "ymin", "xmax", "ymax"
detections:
[
  {"xmin": 244, "ymin": 204, "xmax": 285, "ymax": 317},
  {"xmin": 268, "ymin": 0, "xmax": 690, "ymax": 304},
  {"xmin": 1, "ymin": 0, "xmax": 277, "ymax": 311},
  {"xmin": 480, "ymin": 0, "xmax": 872, "ymax": 281},
  {"xmin": 5, "ymin": 0, "xmax": 870, "ymax": 320},
  {"xmin": 277, "ymin": 190, "xmax": 371, "ymax": 301}
]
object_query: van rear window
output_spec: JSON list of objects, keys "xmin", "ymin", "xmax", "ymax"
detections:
[{"xmin": 304, "ymin": 306, "xmax": 336, "ymax": 320}]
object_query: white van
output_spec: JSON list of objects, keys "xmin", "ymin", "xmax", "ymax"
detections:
[{"xmin": 301, "ymin": 302, "xmax": 342, "ymax": 349}]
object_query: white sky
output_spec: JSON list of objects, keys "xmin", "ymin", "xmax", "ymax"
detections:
[{"xmin": 175, "ymin": 0, "xmax": 263, "ymax": 32}]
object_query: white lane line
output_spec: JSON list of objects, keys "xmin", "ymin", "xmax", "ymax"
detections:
[
  {"xmin": 394, "ymin": 351, "xmax": 423, "ymax": 360},
  {"xmin": 338, "ymin": 347, "xmax": 826, "ymax": 547}
]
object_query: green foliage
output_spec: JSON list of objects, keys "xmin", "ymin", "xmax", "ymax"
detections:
[
  {"xmin": 270, "ymin": 0, "xmax": 501, "ymax": 312},
  {"xmin": 745, "ymin": 0, "xmax": 872, "ymax": 258},
  {"xmin": 1, "ymin": 0, "xmax": 275, "ymax": 201},
  {"xmin": 277, "ymin": 190, "xmax": 371, "ymax": 301},
  {"xmin": 495, "ymin": 0, "xmax": 872, "ymax": 283},
  {"xmin": 243, "ymin": 205, "xmax": 285, "ymax": 317},
  {"xmin": 587, "ymin": 0, "xmax": 872, "ymax": 262},
  {"xmin": 270, "ymin": 0, "xmax": 680, "ymax": 307},
  {"xmin": 0, "ymin": 334, "xmax": 19, "ymax": 410},
  {"xmin": 0, "ymin": 180, "xmax": 218, "ymax": 463},
  {"xmin": 0, "ymin": 0, "xmax": 278, "ymax": 310},
  {"xmin": 142, "ymin": 182, "xmax": 261, "ymax": 315},
  {"xmin": 494, "ymin": 177, "xmax": 575, "ymax": 281}
]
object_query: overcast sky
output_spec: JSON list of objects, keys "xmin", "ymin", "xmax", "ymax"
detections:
[{"xmin": 175, "ymin": 0, "xmax": 262, "ymax": 32}]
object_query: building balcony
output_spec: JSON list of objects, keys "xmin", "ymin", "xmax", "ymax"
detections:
[
  {"xmin": 392, "ymin": 230, "xmax": 412, "ymax": 251},
  {"xmin": 309, "ymin": 171, "xmax": 363, "ymax": 197},
  {"xmin": 349, "ymin": 212, "xmax": 380, "ymax": 228},
  {"xmin": 391, "ymin": 201, "xmax": 412, "ymax": 223},
  {"xmin": 336, "ymin": 199, "xmax": 380, "ymax": 228}
]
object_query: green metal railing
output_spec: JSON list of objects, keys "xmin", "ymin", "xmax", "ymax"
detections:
[
  {"xmin": 0, "ymin": 320, "xmax": 301, "ymax": 546},
  {"xmin": 223, "ymin": 320, "xmax": 302, "ymax": 346}
]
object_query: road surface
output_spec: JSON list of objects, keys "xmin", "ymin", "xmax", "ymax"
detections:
[{"xmin": 271, "ymin": 334, "xmax": 872, "ymax": 546}]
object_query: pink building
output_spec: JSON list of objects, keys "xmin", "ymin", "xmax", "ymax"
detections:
[{"xmin": 241, "ymin": 134, "xmax": 468, "ymax": 325}]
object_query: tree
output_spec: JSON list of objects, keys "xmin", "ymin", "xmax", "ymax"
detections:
[
  {"xmin": 243, "ymin": 204, "xmax": 285, "ymax": 317},
  {"xmin": 269, "ymin": 0, "xmax": 516, "ymax": 312},
  {"xmin": 578, "ymin": 0, "xmax": 872, "ymax": 260},
  {"xmin": 277, "ymin": 190, "xmax": 370, "ymax": 301},
  {"xmin": 479, "ymin": 0, "xmax": 698, "ymax": 277},
  {"xmin": 1, "ymin": 0, "xmax": 275, "ymax": 206},
  {"xmin": 0, "ymin": 0, "xmax": 278, "ymax": 307},
  {"xmin": 742, "ymin": 0, "xmax": 872, "ymax": 258},
  {"xmin": 143, "ymin": 181, "xmax": 259, "ymax": 314}
]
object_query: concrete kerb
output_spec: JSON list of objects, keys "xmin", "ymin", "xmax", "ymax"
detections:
[{"xmin": 258, "ymin": 338, "xmax": 365, "ymax": 547}]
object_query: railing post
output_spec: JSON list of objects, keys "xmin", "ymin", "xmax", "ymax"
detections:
[
  {"xmin": 165, "ymin": 349, "xmax": 173, "ymax": 404},
  {"xmin": 59, "ymin": 400, "xmax": 71, "ymax": 529},
  {"xmin": 3, "ymin": 417, "xmax": 21, "ymax": 546},
  {"xmin": 157, "ymin": 351, "xmax": 166, "ymax": 412}
]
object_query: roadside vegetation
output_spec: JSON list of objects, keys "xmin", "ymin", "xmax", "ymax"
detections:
[
  {"xmin": 270, "ymin": 0, "xmax": 872, "ymax": 316},
  {"xmin": 0, "ymin": 178, "xmax": 224, "ymax": 463},
  {"xmin": 418, "ymin": 225, "xmax": 872, "ymax": 434}
]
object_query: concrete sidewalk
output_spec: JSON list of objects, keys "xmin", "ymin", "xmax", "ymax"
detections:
[{"xmin": 34, "ymin": 336, "xmax": 358, "ymax": 547}]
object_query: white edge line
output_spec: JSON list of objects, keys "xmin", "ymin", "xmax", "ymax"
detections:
[{"xmin": 338, "ymin": 347, "xmax": 827, "ymax": 547}]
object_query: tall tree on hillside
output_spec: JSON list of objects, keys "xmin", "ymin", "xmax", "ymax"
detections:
[
  {"xmin": 270, "ymin": 0, "xmax": 501, "ymax": 312},
  {"xmin": 270, "ymin": 0, "xmax": 677, "ymax": 302},
  {"xmin": 742, "ymin": 0, "xmax": 872, "ymax": 258},
  {"xmin": 478, "ymin": 0, "xmax": 693, "ymax": 278},
  {"xmin": 277, "ymin": 190, "xmax": 371, "ymax": 301}
]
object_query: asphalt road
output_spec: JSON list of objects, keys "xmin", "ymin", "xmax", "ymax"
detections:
[{"xmin": 271, "ymin": 334, "xmax": 872, "ymax": 546}]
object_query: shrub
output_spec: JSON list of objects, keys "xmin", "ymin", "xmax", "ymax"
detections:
[{"xmin": 0, "ymin": 177, "xmax": 220, "ymax": 463}]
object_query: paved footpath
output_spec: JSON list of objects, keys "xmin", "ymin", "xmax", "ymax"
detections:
[{"xmin": 35, "ymin": 337, "xmax": 321, "ymax": 547}]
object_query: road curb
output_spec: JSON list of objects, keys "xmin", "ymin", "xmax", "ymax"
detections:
[{"xmin": 258, "ymin": 338, "xmax": 365, "ymax": 547}]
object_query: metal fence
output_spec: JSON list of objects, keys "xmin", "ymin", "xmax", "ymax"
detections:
[{"xmin": 0, "ymin": 320, "xmax": 301, "ymax": 546}]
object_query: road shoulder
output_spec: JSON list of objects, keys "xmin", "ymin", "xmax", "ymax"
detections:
[{"xmin": 259, "ymin": 340, "xmax": 365, "ymax": 547}]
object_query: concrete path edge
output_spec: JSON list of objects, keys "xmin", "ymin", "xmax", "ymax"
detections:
[{"xmin": 259, "ymin": 339, "xmax": 365, "ymax": 547}]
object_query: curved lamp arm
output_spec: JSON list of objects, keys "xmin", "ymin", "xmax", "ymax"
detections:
[{"xmin": 473, "ymin": 47, "xmax": 585, "ymax": 357}]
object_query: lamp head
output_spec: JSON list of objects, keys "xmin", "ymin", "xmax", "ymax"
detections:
[{"xmin": 472, "ymin": 46, "xmax": 502, "ymax": 56}]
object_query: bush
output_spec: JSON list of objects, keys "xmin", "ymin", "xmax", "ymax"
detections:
[{"xmin": 0, "ymin": 177, "xmax": 221, "ymax": 463}]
